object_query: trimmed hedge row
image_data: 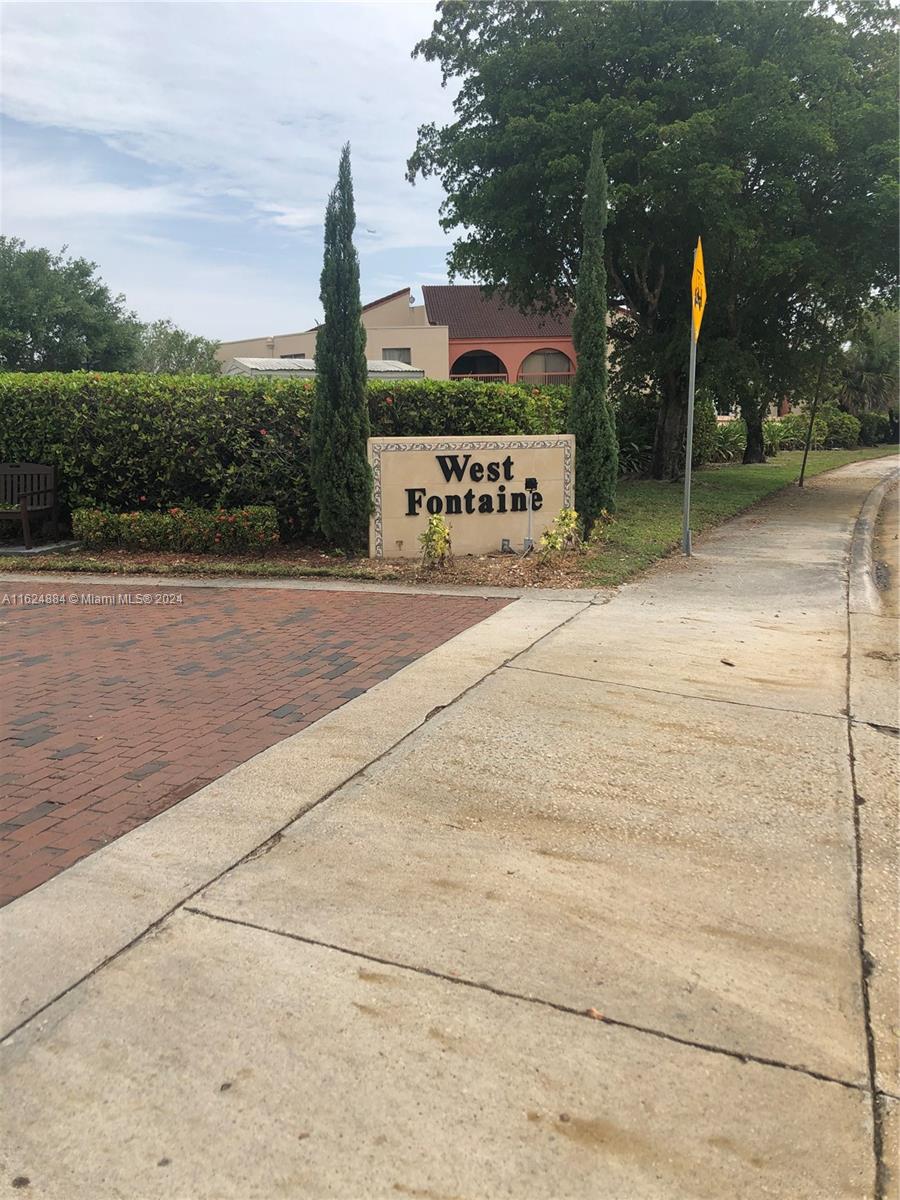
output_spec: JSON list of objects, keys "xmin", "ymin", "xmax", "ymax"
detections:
[
  {"xmin": 72, "ymin": 505, "xmax": 279, "ymax": 553},
  {"xmin": 0, "ymin": 373, "xmax": 567, "ymax": 536}
]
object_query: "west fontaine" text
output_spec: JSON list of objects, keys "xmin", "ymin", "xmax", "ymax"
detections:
[{"xmin": 405, "ymin": 454, "xmax": 542, "ymax": 517}]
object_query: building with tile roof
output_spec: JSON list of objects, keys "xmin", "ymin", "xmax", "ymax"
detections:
[{"xmin": 215, "ymin": 285, "xmax": 576, "ymax": 385}]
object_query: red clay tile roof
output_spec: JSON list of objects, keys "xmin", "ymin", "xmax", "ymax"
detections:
[{"xmin": 422, "ymin": 285, "xmax": 573, "ymax": 340}]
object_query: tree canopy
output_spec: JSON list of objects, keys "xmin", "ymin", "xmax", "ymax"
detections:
[
  {"xmin": 0, "ymin": 236, "xmax": 142, "ymax": 372},
  {"xmin": 137, "ymin": 319, "xmax": 221, "ymax": 375},
  {"xmin": 409, "ymin": 0, "xmax": 898, "ymax": 475}
]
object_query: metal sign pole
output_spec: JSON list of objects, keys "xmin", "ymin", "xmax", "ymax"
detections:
[{"xmin": 682, "ymin": 326, "xmax": 698, "ymax": 556}]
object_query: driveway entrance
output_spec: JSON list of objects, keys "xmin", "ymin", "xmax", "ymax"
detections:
[{"xmin": 0, "ymin": 582, "xmax": 507, "ymax": 906}]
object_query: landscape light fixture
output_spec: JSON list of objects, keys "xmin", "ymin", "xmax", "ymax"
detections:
[{"xmin": 524, "ymin": 477, "xmax": 538, "ymax": 551}]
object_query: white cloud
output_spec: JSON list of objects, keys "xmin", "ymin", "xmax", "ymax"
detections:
[
  {"xmin": 0, "ymin": 1, "xmax": 457, "ymax": 335},
  {"xmin": 2, "ymin": 155, "xmax": 198, "ymax": 223}
]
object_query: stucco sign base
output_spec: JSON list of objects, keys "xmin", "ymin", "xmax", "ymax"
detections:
[{"xmin": 369, "ymin": 434, "xmax": 575, "ymax": 558}]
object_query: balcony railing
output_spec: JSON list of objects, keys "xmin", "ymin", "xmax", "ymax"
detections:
[
  {"xmin": 516, "ymin": 372, "xmax": 575, "ymax": 387},
  {"xmin": 449, "ymin": 372, "xmax": 576, "ymax": 387},
  {"xmin": 449, "ymin": 373, "xmax": 509, "ymax": 383}
]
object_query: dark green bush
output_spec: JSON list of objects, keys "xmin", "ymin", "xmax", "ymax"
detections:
[
  {"xmin": 614, "ymin": 391, "xmax": 657, "ymax": 476},
  {"xmin": 858, "ymin": 411, "xmax": 891, "ymax": 446},
  {"xmin": 0, "ymin": 372, "xmax": 566, "ymax": 537},
  {"xmin": 818, "ymin": 404, "xmax": 861, "ymax": 449},
  {"xmin": 691, "ymin": 395, "xmax": 718, "ymax": 468},
  {"xmin": 72, "ymin": 505, "xmax": 279, "ymax": 552},
  {"xmin": 614, "ymin": 389, "xmax": 718, "ymax": 474}
]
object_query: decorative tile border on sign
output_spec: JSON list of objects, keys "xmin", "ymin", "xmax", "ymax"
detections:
[{"xmin": 370, "ymin": 437, "xmax": 574, "ymax": 558}]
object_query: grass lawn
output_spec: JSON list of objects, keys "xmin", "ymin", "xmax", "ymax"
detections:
[
  {"xmin": 2, "ymin": 445, "xmax": 896, "ymax": 590},
  {"xmin": 585, "ymin": 445, "xmax": 899, "ymax": 586}
]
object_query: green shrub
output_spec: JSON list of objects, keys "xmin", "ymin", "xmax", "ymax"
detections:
[
  {"xmin": 858, "ymin": 411, "xmax": 891, "ymax": 446},
  {"xmin": 613, "ymin": 389, "xmax": 716, "ymax": 474},
  {"xmin": 763, "ymin": 419, "xmax": 783, "ymax": 456},
  {"xmin": 72, "ymin": 505, "xmax": 279, "ymax": 552},
  {"xmin": 712, "ymin": 419, "xmax": 746, "ymax": 462},
  {"xmin": 819, "ymin": 404, "xmax": 861, "ymax": 449},
  {"xmin": 614, "ymin": 391, "xmax": 657, "ymax": 476},
  {"xmin": 539, "ymin": 507, "xmax": 582, "ymax": 557},
  {"xmin": 691, "ymin": 395, "xmax": 718, "ymax": 468},
  {"xmin": 771, "ymin": 412, "xmax": 826, "ymax": 450},
  {"xmin": 0, "ymin": 372, "xmax": 565, "ymax": 537}
]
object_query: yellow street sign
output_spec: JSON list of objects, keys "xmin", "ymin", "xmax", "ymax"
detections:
[{"xmin": 691, "ymin": 236, "xmax": 706, "ymax": 341}]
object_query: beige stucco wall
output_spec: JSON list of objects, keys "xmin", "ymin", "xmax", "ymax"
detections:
[
  {"xmin": 215, "ymin": 298, "xmax": 448, "ymax": 377},
  {"xmin": 370, "ymin": 325, "xmax": 449, "ymax": 379},
  {"xmin": 369, "ymin": 434, "xmax": 575, "ymax": 559},
  {"xmin": 216, "ymin": 330, "xmax": 317, "ymax": 361},
  {"xmin": 214, "ymin": 309, "xmax": 448, "ymax": 374},
  {"xmin": 364, "ymin": 291, "xmax": 416, "ymax": 326}
]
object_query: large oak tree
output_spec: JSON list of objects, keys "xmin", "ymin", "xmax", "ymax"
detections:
[
  {"xmin": 408, "ymin": 0, "xmax": 897, "ymax": 475},
  {"xmin": 0, "ymin": 236, "xmax": 142, "ymax": 372}
]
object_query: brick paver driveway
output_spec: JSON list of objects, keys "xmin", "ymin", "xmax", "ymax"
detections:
[{"xmin": 0, "ymin": 582, "xmax": 507, "ymax": 906}]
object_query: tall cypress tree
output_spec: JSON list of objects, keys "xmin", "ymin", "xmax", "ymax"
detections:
[
  {"xmin": 568, "ymin": 132, "xmax": 618, "ymax": 526},
  {"xmin": 309, "ymin": 143, "xmax": 372, "ymax": 549}
]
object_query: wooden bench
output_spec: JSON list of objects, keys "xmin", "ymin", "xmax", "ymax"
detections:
[{"xmin": 0, "ymin": 463, "xmax": 60, "ymax": 549}]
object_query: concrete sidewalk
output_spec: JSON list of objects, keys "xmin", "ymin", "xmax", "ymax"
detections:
[{"xmin": 2, "ymin": 457, "xmax": 898, "ymax": 1199}]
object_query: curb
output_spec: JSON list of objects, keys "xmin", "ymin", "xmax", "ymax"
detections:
[
  {"xmin": 849, "ymin": 465, "xmax": 899, "ymax": 615},
  {"xmin": 0, "ymin": 569, "xmax": 604, "ymax": 605}
]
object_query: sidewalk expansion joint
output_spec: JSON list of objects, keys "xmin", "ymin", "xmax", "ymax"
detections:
[
  {"xmin": 184, "ymin": 905, "xmax": 872, "ymax": 1098},
  {"xmin": 506, "ymin": 663, "xmax": 845, "ymax": 723}
]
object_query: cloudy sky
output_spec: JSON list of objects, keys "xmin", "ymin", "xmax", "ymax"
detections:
[{"xmin": 1, "ymin": 1, "xmax": 457, "ymax": 340}]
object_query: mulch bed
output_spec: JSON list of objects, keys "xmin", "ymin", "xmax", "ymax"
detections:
[{"xmin": 2, "ymin": 543, "xmax": 594, "ymax": 589}]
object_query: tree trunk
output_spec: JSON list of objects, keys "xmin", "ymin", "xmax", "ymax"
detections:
[
  {"xmin": 742, "ymin": 405, "xmax": 766, "ymax": 463},
  {"xmin": 651, "ymin": 379, "xmax": 686, "ymax": 480}
]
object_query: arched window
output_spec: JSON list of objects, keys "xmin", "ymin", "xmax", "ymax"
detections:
[
  {"xmin": 450, "ymin": 350, "xmax": 508, "ymax": 382},
  {"xmin": 517, "ymin": 349, "xmax": 574, "ymax": 386}
]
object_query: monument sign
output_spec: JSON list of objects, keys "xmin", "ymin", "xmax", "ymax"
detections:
[{"xmin": 369, "ymin": 434, "xmax": 575, "ymax": 558}]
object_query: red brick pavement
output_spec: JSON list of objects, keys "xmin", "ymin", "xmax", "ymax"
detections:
[{"xmin": 0, "ymin": 582, "xmax": 508, "ymax": 906}]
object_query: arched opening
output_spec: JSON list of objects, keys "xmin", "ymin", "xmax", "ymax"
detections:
[
  {"xmin": 450, "ymin": 350, "xmax": 508, "ymax": 383},
  {"xmin": 517, "ymin": 349, "xmax": 575, "ymax": 387}
]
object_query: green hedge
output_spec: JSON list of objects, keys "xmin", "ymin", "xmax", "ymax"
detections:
[
  {"xmin": 0, "ymin": 373, "xmax": 567, "ymax": 536},
  {"xmin": 713, "ymin": 406, "xmax": 868, "ymax": 461},
  {"xmin": 768, "ymin": 406, "xmax": 861, "ymax": 451},
  {"xmin": 73, "ymin": 505, "xmax": 279, "ymax": 552}
]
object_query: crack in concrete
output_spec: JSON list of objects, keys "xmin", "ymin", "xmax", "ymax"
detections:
[
  {"xmin": 507, "ymin": 662, "xmax": 846, "ymax": 722},
  {"xmin": 183, "ymin": 904, "xmax": 873, "ymax": 1097},
  {"xmin": 852, "ymin": 719, "xmax": 899, "ymax": 737}
]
